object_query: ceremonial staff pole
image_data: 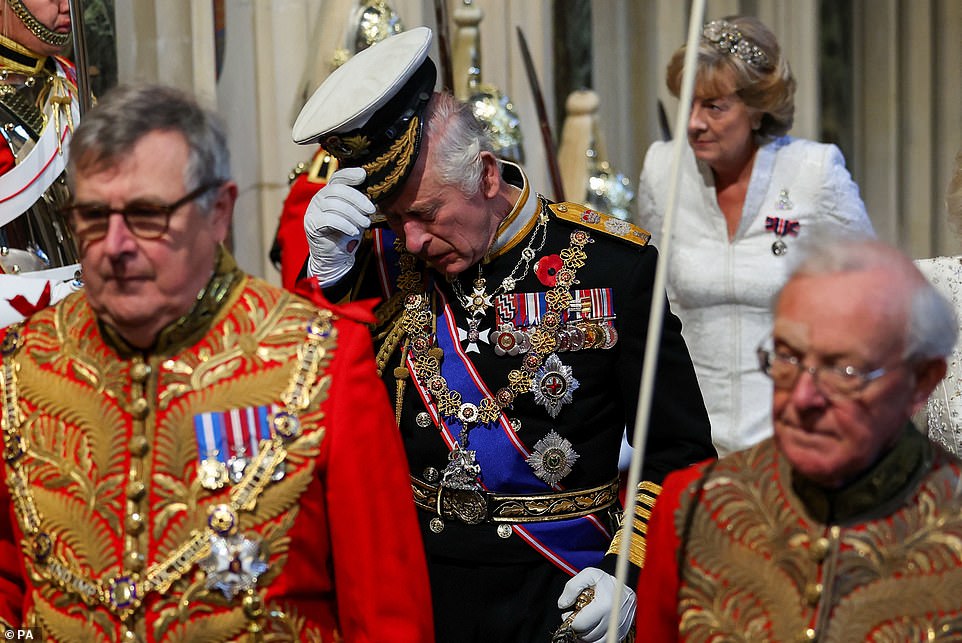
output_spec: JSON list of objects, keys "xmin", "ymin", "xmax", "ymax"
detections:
[
  {"xmin": 433, "ymin": 0, "xmax": 456, "ymax": 93},
  {"xmin": 516, "ymin": 27, "xmax": 565, "ymax": 203},
  {"xmin": 605, "ymin": 1, "xmax": 706, "ymax": 641},
  {"xmin": 67, "ymin": 0, "xmax": 92, "ymax": 116}
]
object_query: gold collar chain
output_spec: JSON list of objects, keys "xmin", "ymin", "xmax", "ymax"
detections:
[
  {"xmin": 398, "ymin": 222, "xmax": 593, "ymax": 432},
  {"xmin": 0, "ymin": 311, "xmax": 335, "ymax": 622}
]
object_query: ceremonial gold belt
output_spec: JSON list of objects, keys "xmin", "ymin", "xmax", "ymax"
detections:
[{"xmin": 411, "ymin": 477, "xmax": 619, "ymax": 525}]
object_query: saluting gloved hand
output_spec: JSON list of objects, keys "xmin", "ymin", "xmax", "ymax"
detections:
[
  {"xmin": 557, "ymin": 567, "xmax": 636, "ymax": 642},
  {"xmin": 304, "ymin": 166, "xmax": 375, "ymax": 286}
]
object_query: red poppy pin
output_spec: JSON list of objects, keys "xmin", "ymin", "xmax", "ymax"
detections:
[{"xmin": 535, "ymin": 254, "xmax": 563, "ymax": 287}]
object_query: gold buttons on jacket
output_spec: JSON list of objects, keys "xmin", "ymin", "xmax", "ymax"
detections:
[
  {"xmin": 804, "ymin": 582, "xmax": 823, "ymax": 606},
  {"xmin": 126, "ymin": 512, "xmax": 144, "ymax": 534},
  {"xmin": 125, "ymin": 550, "xmax": 145, "ymax": 571},
  {"xmin": 130, "ymin": 361, "xmax": 151, "ymax": 382},
  {"xmin": 127, "ymin": 481, "xmax": 146, "ymax": 500},
  {"xmin": 129, "ymin": 435, "xmax": 149, "ymax": 457},
  {"xmin": 130, "ymin": 397, "xmax": 149, "ymax": 419},
  {"xmin": 796, "ymin": 628, "xmax": 816, "ymax": 642},
  {"xmin": 809, "ymin": 537, "xmax": 830, "ymax": 562}
]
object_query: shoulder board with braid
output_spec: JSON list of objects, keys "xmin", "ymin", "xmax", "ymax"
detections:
[{"xmin": 547, "ymin": 202, "xmax": 651, "ymax": 247}]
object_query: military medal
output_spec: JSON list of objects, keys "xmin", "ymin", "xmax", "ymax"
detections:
[
  {"xmin": 227, "ymin": 455, "xmax": 248, "ymax": 484},
  {"xmin": 458, "ymin": 316, "xmax": 490, "ymax": 353},
  {"xmin": 396, "ymin": 209, "xmax": 592, "ymax": 505},
  {"xmin": 199, "ymin": 457, "xmax": 228, "ymax": 491},
  {"xmin": 199, "ymin": 532, "xmax": 270, "ymax": 600},
  {"xmin": 194, "ymin": 404, "xmax": 278, "ymax": 490},
  {"xmin": 532, "ymin": 354, "xmax": 580, "ymax": 418},
  {"xmin": 766, "ymin": 190, "xmax": 799, "ymax": 257},
  {"xmin": 527, "ymin": 430, "xmax": 580, "ymax": 485}
]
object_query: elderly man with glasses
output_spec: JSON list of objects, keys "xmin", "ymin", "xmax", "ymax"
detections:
[
  {"xmin": 0, "ymin": 84, "xmax": 433, "ymax": 641},
  {"xmin": 635, "ymin": 238, "xmax": 962, "ymax": 642}
]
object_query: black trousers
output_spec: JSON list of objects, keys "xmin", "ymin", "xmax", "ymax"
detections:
[{"xmin": 427, "ymin": 553, "xmax": 570, "ymax": 643}]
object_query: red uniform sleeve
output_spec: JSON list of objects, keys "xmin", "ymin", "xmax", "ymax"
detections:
[
  {"xmin": 0, "ymin": 458, "xmax": 25, "ymax": 628},
  {"xmin": 635, "ymin": 462, "xmax": 709, "ymax": 643},
  {"xmin": 276, "ymin": 150, "xmax": 331, "ymax": 291},
  {"xmin": 321, "ymin": 318, "xmax": 434, "ymax": 642},
  {"xmin": 0, "ymin": 139, "xmax": 14, "ymax": 175}
]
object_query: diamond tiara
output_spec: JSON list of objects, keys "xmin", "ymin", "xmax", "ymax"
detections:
[{"xmin": 702, "ymin": 20, "xmax": 772, "ymax": 69}]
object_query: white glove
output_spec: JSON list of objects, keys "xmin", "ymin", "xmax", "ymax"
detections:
[
  {"xmin": 557, "ymin": 567, "xmax": 636, "ymax": 642},
  {"xmin": 304, "ymin": 166, "xmax": 375, "ymax": 286}
]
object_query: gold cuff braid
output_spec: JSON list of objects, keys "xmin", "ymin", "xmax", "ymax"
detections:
[{"xmin": 607, "ymin": 480, "xmax": 662, "ymax": 567}]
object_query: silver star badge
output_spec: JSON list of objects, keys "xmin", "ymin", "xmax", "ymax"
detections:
[
  {"xmin": 199, "ymin": 532, "xmax": 270, "ymax": 600},
  {"xmin": 527, "ymin": 430, "xmax": 579, "ymax": 485},
  {"xmin": 532, "ymin": 353, "xmax": 579, "ymax": 418}
]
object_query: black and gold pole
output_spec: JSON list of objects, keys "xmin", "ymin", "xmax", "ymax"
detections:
[
  {"xmin": 516, "ymin": 26, "xmax": 564, "ymax": 203},
  {"xmin": 67, "ymin": 0, "xmax": 91, "ymax": 115}
]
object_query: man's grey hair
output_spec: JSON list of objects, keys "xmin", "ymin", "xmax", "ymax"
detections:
[
  {"xmin": 424, "ymin": 92, "xmax": 495, "ymax": 197},
  {"xmin": 780, "ymin": 239, "xmax": 958, "ymax": 362},
  {"xmin": 67, "ymin": 84, "xmax": 230, "ymax": 212}
]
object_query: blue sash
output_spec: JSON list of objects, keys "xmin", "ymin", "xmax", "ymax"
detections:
[{"xmin": 407, "ymin": 290, "xmax": 612, "ymax": 574}]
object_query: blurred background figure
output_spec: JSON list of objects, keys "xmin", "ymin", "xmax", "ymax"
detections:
[
  {"xmin": 0, "ymin": 0, "xmax": 83, "ymax": 325},
  {"xmin": 451, "ymin": 0, "xmax": 523, "ymax": 165},
  {"xmin": 558, "ymin": 89, "xmax": 635, "ymax": 222},
  {"xmin": 636, "ymin": 15, "xmax": 874, "ymax": 456},
  {"xmin": 916, "ymin": 146, "xmax": 962, "ymax": 457}
]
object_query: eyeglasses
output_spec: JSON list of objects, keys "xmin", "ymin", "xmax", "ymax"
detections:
[
  {"xmin": 756, "ymin": 342, "xmax": 896, "ymax": 399},
  {"xmin": 64, "ymin": 180, "xmax": 225, "ymax": 241}
]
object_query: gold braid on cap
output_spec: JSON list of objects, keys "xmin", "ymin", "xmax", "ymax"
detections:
[
  {"xmin": 362, "ymin": 115, "xmax": 419, "ymax": 200},
  {"xmin": 5, "ymin": 0, "xmax": 69, "ymax": 47},
  {"xmin": 701, "ymin": 20, "xmax": 771, "ymax": 69}
]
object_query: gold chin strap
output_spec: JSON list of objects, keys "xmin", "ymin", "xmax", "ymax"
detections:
[{"xmin": 4, "ymin": 0, "xmax": 69, "ymax": 48}]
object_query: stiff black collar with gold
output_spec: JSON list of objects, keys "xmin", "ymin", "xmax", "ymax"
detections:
[
  {"xmin": 485, "ymin": 161, "xmax": 535, "ymax": 262},
  {"xmin": 0, "ymin": 33, "xmax": 47, "ymax": 76},
  {"xmin": 791, "ymin": 424, "xmax": 932, "ymax": 525},
  {"xmin": 100, "ymin": 245, "xmax": 245, "ymax": 357}
]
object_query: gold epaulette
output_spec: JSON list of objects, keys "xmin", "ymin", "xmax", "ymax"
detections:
[{"xmin": 547, "ymin": 202, "xmax": 651, "ymax": 247}]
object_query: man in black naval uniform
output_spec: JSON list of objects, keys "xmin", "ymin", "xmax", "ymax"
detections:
[{"xmin": 292, "ymin": 27, "xmax": 715, "ymax": 643}]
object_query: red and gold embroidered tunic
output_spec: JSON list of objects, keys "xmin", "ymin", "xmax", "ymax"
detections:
[
  {"xmin": 638, "ymin": 433, "xmax": 962, "ymax": 642},
  {"xmin": 0, "ymin": 255, "xmax": 432, "ymax": 642}
]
